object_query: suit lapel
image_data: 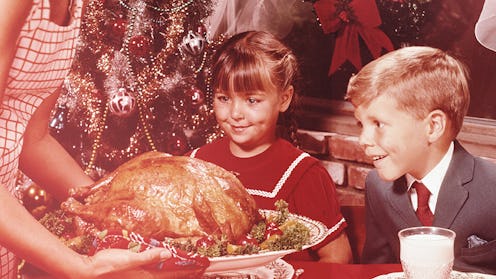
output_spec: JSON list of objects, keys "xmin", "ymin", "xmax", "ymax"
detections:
[
  {"xmin": 433, "ymin": 141, "xmax": 472, "ymax": 228},
  {"xmin": 387, "ymin": 177, "xmax": 423, "ymax": 226}
]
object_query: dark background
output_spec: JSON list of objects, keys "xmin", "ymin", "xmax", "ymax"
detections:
[{"xmin": 284, "ymin": 0, "xmax": 496, "ymax": 119}]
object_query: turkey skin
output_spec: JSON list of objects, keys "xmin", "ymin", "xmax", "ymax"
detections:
[{"xmin": 62, "ymin": 151, "xmax": 261, "ymax": 242}]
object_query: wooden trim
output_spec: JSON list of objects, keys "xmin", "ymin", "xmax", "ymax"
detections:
[{"xmin": 297, "ymin": 97, "xmax": 496, "ymax": 159}]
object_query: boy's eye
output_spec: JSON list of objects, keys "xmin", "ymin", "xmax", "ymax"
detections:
[
  {"xmin": 356, "ymin": 121, "xmax": 363, "ymax": 128},
  {"xmin": 374, "ymin": 121, "xmax": 384, "ymax": 128}
]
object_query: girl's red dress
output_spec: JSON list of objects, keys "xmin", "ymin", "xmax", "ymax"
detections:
[{"xmin": 190, "ymin": 137, "xmax": 347, "ymax": 261}]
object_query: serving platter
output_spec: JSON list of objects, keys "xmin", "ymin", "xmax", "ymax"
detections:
[
  {"xmin": 204, "ymin": 209, "xmax": 331, "ymax": 273},
  {"xmin": 203, "ymin": 259, "xmax": 294, "ymax": 279},
  {"xmin": 373, "ymin": 271, "xmax": 496, "ymax": 279}
]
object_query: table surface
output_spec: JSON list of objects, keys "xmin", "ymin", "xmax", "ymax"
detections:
[
  {"xmin": 288, "ymin": 261, "xmax": 403, "ymax": 279},
  {"xmin": 23, "ymin": 262, "xmax": 404, "ymax": 279}
]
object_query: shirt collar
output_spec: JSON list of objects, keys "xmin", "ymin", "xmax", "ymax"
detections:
[
  {"xmin": 406, "ymin": 142, "xmax": 454, "ymax": 189},
  {"xmin": 406, "ymin": 142, "xmax": 454, "ymax": 211}
]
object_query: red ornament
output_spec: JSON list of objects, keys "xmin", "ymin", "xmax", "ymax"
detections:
[
  {"xmin": 128, "ymin": 35, "xmax": 152, "ymax": 57},
  {"xmin": 22, "ymin": 183, "xmax": 54, "ymax": 214},
  {"xmin": 111, "ymin": 18, "xmax": 127, "ymax": 38},
  {"xmin": 186, "ymin": 86, "xmax": 205, "ymax": 109},
  {"xmin": 109, "ymin": 88, "xmax": 136, "ymax": 117}
]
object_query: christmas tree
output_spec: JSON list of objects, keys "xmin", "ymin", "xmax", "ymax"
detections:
[{"xmin": 50, "ymin": 0, "xmax": 223, "ymax": 179}]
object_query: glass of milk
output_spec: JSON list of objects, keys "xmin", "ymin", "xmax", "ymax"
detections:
[{"xmin": 398, "ymin": 226, "xmax": 456, "ymax": 279}]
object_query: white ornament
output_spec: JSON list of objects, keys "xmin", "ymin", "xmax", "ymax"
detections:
[{"xmin": 109, "ymin": 88, "xmax": 136, "ymax": 117}]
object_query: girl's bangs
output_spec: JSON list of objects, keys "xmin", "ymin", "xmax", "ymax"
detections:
[{"xmin": 215, "ymin": 56, "xmax": 272, "ymax": 93}]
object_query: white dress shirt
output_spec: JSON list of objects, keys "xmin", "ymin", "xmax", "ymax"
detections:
[{"xmin": 406, "ymin": 142, "xmax": 454, "ymax": 213}]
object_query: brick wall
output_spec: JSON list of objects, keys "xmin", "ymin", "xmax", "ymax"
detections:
[{"xmin": 297, "ymin": 129, "xmax": 371, "ymax": 207}]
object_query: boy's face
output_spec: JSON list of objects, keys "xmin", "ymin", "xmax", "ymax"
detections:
[{"xmin": 354, "ymin": 94, "xmax": 431, "ymax": 181}]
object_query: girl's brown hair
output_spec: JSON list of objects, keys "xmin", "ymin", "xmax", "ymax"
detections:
[{"xmin": 211, "ymin": 31, "xmax": 301, "ymax": 146}]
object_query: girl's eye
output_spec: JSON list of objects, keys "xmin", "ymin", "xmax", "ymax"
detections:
[
  {"xmin": 216, "ymin": 95, "xmax": 229, "ymax": 102},
  {"xmin": 247, "ymin": 97, "xmax": 258, "ymax": 104},
  {"xmin": 356, "ymin": 121, "xmax": 363, "ymax": 128}
]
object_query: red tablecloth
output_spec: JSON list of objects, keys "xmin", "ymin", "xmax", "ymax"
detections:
[
  {"xmin": 288, "ymin": 261, "xmax": 403, "ymax": 279},
  {"xmin": 23, "ymin": 260, "xmax": 404, "ymax": 279}
]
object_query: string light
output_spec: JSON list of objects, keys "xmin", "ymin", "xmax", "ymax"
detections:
[{"xmin": 58, "ymin": 0, "xmax": 223, "ymax": 175}]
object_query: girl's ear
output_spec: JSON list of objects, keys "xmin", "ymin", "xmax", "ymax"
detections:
[
  {"xmin": 279, "ymin": 85, "xmax": 294, "ymax": 112},
  {"xmin": 426, "ymin": 109, "xmax": 447, "ymax": 143}
]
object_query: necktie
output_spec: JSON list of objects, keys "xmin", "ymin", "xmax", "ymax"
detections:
[{"xmin": 413, "ymin": 182, "xmax": 434, "ymax": 226}]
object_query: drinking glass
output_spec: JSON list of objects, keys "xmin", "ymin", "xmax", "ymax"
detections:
[{"xmin": 398, "ymin": 226, "xmax": 456, "ymax": 279}]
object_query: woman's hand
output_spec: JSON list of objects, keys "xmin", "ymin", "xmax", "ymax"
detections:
[{"xmin": 74, "ymin": 248, "xmax": 176, "ymax": 279}]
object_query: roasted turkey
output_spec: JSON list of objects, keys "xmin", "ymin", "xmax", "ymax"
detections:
[{"xmin": 61, "ymin": 151, "xmax": 261, "ymax": 242}]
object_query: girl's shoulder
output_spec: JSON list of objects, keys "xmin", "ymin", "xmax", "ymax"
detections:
[
  {"xmin": 272, "ymin": 138, "xmax": 319, "ymax": 163},
  {"xmin": 187, "ymin": 137, "xmax": 229, "ymax": 159}
]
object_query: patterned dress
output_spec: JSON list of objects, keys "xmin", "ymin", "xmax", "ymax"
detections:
[{"xmin": 0, "ymin": 0, "xmax": 82, "ymax": 277}]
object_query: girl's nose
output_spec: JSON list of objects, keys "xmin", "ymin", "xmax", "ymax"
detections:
[{"xmin": 230, "ymin": 100, "xmax": 244, "ymax": 120}]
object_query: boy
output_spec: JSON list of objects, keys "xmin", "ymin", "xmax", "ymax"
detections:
[{"xmin": 345, "ymin": 46, "xmax": 496, "ymax": 274}]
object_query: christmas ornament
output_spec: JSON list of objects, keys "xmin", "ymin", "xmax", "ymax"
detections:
[
  {"xmin": 109, "ymin": 88, "xmax": 136, "ymax": 117},
  {"xmin": 186, "ymin": 86, "xmax": 205, "ymax": 109},
  {"xmin": 110, "ymin": 17, "xmax": 127, "ymax": 39},
  {"xmin": 128, "ymin": 35, "xmax": 152, "ymax": 57},
  {"xmin": 22, "ymin": 183, "xmax": 54, "ymax": 214},
  {"xmin": 179, "ymin": 30, "xmax": 206, "ymax": 56},
  {"xmin": 49, "ymin": 103, "xmax": 68, "ymax": 133}
]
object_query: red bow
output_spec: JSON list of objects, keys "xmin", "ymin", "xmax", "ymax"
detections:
[{"xmin": 313, "ymin": 0, "xmax": 394, "ymax": 75}]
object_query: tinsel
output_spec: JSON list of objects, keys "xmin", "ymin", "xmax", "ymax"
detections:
[
  {"xmin": 53, "ymin": 0, "xmax": 223, "ymax": 177},
  {"xmin": 377, "ymin": 0, "xmax": 432, "ymax": 46}
]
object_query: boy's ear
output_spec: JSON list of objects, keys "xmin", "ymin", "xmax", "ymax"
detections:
[
  {"xmin": 279, "ymin": 86, "xmax": 294, "ymax": 112},
  {"xmin": 426, "ymin": 109, "xmax": 447, "ymax": 143}
]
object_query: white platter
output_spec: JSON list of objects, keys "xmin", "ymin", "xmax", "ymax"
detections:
[
  {"xmin": 205, "ymin": 209, "xmax": 330, "ymax": 273},
  {"xmin": 203, "ymin": 259, "xmax": 294, "ymax": 279}
]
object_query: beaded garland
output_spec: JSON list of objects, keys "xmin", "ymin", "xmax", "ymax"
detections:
[{"xmin": 54, "ymin": 0, "xmax": 223, "ymax": 176}]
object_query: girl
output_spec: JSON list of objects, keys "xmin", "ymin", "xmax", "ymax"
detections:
[{"xmin": 189, "ymin": 31, "xmax": 353, "ymax": 263}]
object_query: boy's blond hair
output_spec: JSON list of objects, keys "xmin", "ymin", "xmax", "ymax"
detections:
[{"xmin": 345, "ymin": 46, "xmax": 470, "ymax": 139}]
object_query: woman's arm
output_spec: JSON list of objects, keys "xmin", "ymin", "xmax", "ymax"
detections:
[
  {"xmin": 19, "ymin": 90, "xmax": 94, "ymax": 201},
  {"xmin": 0, "ymin": 0, "xmax": 32, "ymax": 101}
]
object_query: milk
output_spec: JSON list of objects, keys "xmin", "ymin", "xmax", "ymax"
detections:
[{"xmin": 399, "ymin": 227, "xmax": 455, "ymax": 279}]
